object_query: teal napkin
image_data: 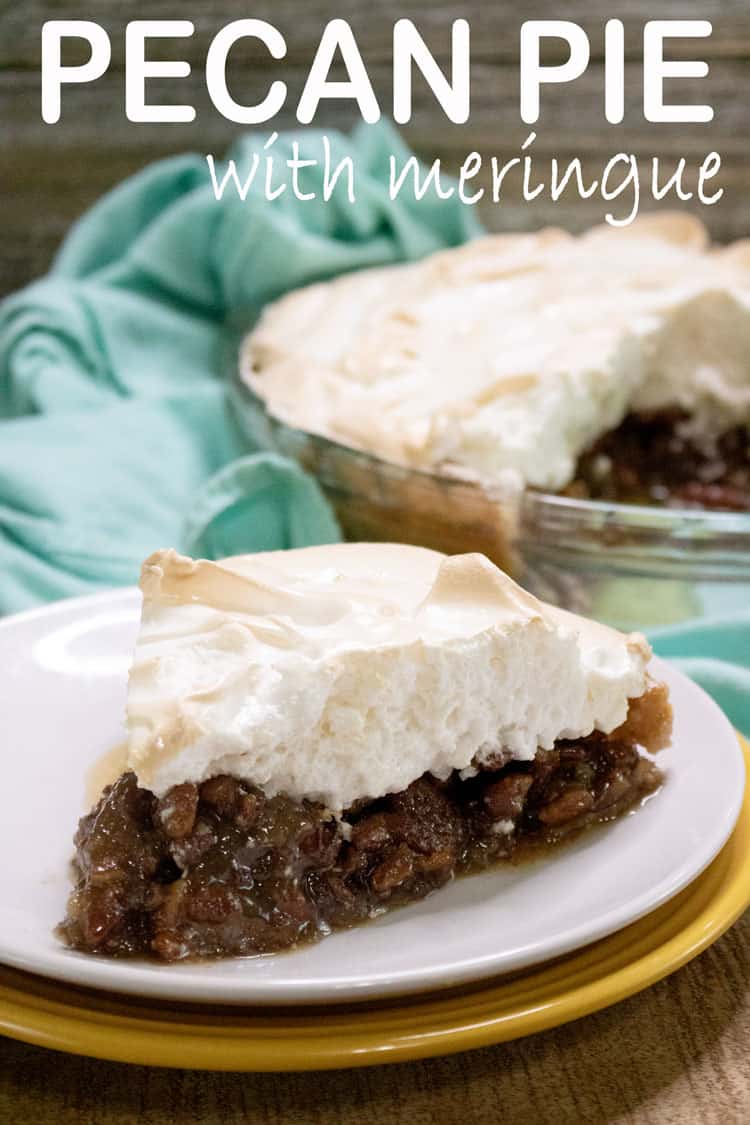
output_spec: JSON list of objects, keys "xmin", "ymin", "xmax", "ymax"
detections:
[
  {"xmin": 0, "ymin": 123, "xmax": 480, "ymax": 611},
  {"xmin": 651, "ymin": 617, "xmax": 750, "ymax": 736},
  {"xmin": 0, "ymin": 122, "xmax": 746, "ymax": 734}
]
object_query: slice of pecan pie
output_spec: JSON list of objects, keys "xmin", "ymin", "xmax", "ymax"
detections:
[{"xmin": 59, "ymin": 544, "xmax": 671, "ymax": 961}]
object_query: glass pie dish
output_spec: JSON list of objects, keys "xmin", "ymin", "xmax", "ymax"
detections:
[{"xmin": 232, "ymin": 378, "xmax": 750, "ymax": 634}]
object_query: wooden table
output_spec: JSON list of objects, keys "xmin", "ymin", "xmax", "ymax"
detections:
[
  {"xmin": 1, "ymin": 908, "xmax": 749, "ymax": 1124},
  {"xmin": 3, "ymin": 0, "xmax": 750, "ymax": 294}
]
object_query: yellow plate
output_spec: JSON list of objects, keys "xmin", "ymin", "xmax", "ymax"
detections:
[{"xmin": 2, "ymin": 735, "xmax": 749, "ymax": 1072}]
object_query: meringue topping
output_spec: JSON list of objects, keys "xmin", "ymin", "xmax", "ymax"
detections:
[
  {"xmin": 244, "ymin": 214, "xmax": 750, "ymax": 491},
  {"xmin": 126, "ymin": 544, "xmax": 651, "ymax": 810}
]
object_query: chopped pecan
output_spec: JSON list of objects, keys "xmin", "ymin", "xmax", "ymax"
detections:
[{"xmin": 157, "ymin": 783, "xmax": 198, "ymax": 839}]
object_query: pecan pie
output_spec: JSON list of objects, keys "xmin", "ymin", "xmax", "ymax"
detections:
[{"xmin": 59, "ymin": 544, "xmax": 671, "ymax": 961}]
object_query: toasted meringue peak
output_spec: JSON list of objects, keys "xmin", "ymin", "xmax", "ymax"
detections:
[
  {"xmin": 127, "ymin": 544, "xmax": 651, "ymax": 811},
  {"xmin": 244, "ymin": 215, "xmax": 750, "ymax": 490}
]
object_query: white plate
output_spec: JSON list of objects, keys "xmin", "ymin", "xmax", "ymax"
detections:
[{"xmin": 0, "ymin": 589, "xmax": 744, "ymax": 1006}]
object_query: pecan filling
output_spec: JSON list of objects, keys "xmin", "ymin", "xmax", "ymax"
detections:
[
  {"xmin": 564, "ymin": 411, "xmax": 750, "ymax": 511},
  {"xmin": 58, "ymin": 685, "xmax": 669, "ymax": 962}
]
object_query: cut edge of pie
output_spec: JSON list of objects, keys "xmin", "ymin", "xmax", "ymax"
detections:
[{"xmin": 58, "ymin": 680, "xmax": 671, "ymax": 962}]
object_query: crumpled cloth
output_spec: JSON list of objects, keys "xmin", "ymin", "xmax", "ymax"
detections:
[{"xmin": 0, "ymin": 122, "xmax": 479, "ymax": 610}]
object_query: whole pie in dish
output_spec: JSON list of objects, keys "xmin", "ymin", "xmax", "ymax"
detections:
[
  {"xmin": 243, "ymin": 214, "xmax": 750, "ymax": 511},
  {"xmin": 59, "ymin": 544, "xmax": 672, "ymax": 961}
]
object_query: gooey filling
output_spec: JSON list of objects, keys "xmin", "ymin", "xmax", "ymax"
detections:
[
  {"xmin": 565, "ymin": 411, "xmax": 750, "ymax": 511},
  {"xmin": 59, "ymin": 684, "xmax": 670, "ymax": 961}
]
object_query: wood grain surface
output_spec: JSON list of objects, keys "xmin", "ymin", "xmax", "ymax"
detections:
[
  {"xmin": 2, "ymin": 0, "xmax": 750, "ymax": 292},
  {"xmin": 0, "ymin": 909, "xmax": 749, "ymax": 1124}
]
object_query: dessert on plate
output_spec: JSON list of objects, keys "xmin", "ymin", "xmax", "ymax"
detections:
[
  {"xmin": 244, "ymin": 214, "xmax": 750, "ymax": 511},
  {"xmin": 59, "ymin": 544, "xmax": 671, "ymax": 961}
]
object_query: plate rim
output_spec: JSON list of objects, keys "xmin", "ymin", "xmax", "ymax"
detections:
[
  {"xmin": 0, "ymin": 585, "xmax": 137, "ymax": 630},
  {"xmin": 0, "ymin": 735, "xmax": 748, "ymax": 1070},
  {"xmin": 0, "ymin": 589, "xmax": 745, "ymax": 1004}
]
